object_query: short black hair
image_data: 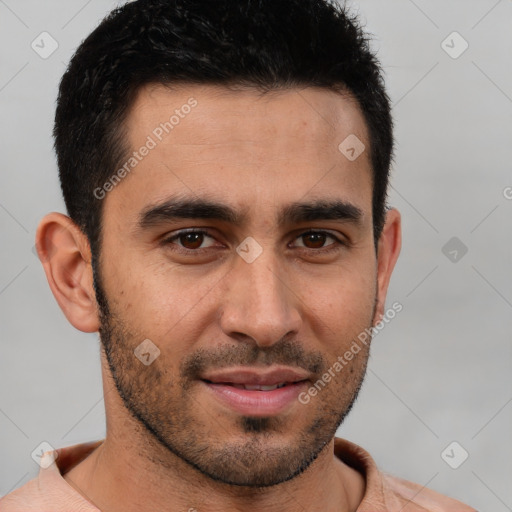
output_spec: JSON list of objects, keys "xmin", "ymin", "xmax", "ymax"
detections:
[{"xmin": 54, "ymin": 0, "xmax": 393, "ymax": 265}]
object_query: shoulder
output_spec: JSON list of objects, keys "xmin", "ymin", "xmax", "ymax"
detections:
[
  {"xmin": 0, "ymin": 478, "xmax": 41, "ymax": 512},
  {"xmin": 333, "ymin": 437, "xmax": 477, "ymax": 511},
  {"xmin": 1, "ymin": 474, "xmax": 99, "ymax": 512},
  {"xmin": 0, "ymin": 440, "xmax": 104, "ymax": 512},
  {"xmin": 380, "ymin": 472, "xmax": 477, "ymax": 511}
]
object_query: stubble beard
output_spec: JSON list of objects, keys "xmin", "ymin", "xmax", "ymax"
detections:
[{"xmin": 93, "ymin": 263, "xmax": 373, "ymax": 488}]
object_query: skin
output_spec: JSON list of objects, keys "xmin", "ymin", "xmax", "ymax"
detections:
[{"xmin": 36, "ymin": 84, "xmax": 401, "ymax": 512}]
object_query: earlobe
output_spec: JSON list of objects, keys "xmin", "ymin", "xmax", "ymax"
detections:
[
  {"xmin": 35, "ymin": 212, "xmax": 100, "ymax": 333},
  {"xmin": 373, "ymin": 208, "xmax": 402, "ymax": 324}
]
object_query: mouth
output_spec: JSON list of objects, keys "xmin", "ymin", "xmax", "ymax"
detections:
[
  {"xmin": 200, "ymin": 365, "xmax": 311, "ymax": 387},
  {"xmin": 202, "ymin": 380, "xmax": 294, "ymax": 391},
  {"xmin": 199, "ymin": 368, "xmax": 311, "ymax": 416}
]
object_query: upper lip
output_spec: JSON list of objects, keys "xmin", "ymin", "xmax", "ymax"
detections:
[{"xmin": 201, "ymin": 366, "xmax": 311, "ymax": 386}]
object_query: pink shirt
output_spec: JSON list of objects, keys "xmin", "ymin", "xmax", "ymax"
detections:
[{"xmin": 1, "ymin": 437, "xmax": 476, "ymax": 511}]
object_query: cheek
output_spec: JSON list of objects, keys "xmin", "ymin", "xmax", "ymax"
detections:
[
  {"xmin": 295, "ymin": 259, "xmax": 377, "ymax": 350},
  {"xmin": 103, "ymin": 250, "xmax": 220, "ymax": 342}
]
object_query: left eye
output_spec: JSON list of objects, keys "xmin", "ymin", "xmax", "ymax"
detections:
[
  {"xmin": 292, "ymin": 231, "xmax": 340, "ymax": 250},
  {"xmin": 165, "ymin": 230, "xmax": 217, "ymax": 250}
]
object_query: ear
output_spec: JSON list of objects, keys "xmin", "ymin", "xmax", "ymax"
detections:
[
  {"xmin": 372, "ymin": 208, "xmax": 402, "ymax": 325},
  {"xmin": 35, "ymin": 212, "xmax": 100, "ymax": 333}
]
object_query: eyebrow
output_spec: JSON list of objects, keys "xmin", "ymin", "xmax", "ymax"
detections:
[
  {"xmin": 137, "ymin": 195, "xmax": 363, "ymax": 230},
  {"xmin": 278, "ymin": 200, "xmax": 363, "ymax": 226}
]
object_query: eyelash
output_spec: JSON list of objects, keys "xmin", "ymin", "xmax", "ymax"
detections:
[{"xmin": 161, "ymin": 228, "xmax": 347, "ymax": 255}]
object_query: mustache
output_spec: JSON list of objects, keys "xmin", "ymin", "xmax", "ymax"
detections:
[{"xmin": 180, "ymin": 339, "xmax": 327, "ymax": 381}]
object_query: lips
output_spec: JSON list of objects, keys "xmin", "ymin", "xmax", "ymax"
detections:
[
  {"xmin": 224, "ymin": 383, "xmax": 288, "ymax": 391},
  {"xmin": 199, "ymin": 366, "xmax": 311, "ymax": 416},
  {"xmin": 200, "ymin": 366, "xmax": 311, "ymax": 387}
]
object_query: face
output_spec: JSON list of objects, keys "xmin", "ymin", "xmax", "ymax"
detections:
[{"xmin": 95, "ymin": 84, "xmax": 380, "ymax": 487}]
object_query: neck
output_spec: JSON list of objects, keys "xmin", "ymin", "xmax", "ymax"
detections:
[
  {"xmin": 63, "ymin": 364, "xmax": 365, "ymax": 512},
  {"xmin": 63, "ymin": 425, "xmax": 364, "ymax": 512}
]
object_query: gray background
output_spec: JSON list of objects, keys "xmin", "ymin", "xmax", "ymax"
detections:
[{"xmin": 1, "ymin": 0, "xmax": 511, "ymax": 509}]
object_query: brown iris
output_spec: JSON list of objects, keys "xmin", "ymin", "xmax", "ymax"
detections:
[
  {"xmin": 301, "ymin": 232, "xmax": 328, "ymax": 249},
  {"xmin": 179, "ymin": 232, "xmax": 205, "ymax": 249}
]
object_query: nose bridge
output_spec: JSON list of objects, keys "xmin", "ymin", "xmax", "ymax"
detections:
[
  {"xmin": 246, "ymin": 251, "xmax": 284, "ymax": 309},
  {"xmin": 219, "ymin": 247, "xmax": 301, "ymax": 345}
]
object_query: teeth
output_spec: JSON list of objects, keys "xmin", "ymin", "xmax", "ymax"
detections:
[{"xmin": 231, "ymin": 383, "xmax": 287, "ymax": 391}]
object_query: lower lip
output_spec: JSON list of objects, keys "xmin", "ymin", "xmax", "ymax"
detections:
[{"xmin": 202, "ymin": 381, "xmax": 308, "ymax": 417}]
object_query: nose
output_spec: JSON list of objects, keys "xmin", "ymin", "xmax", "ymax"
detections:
[{"xmin": 218, "ymin": 249, "xmax": 302, "ymax": 348}]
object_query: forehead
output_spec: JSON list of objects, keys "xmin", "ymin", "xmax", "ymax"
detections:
[
  {"xmin": 105, "ymin": 83, "xmax": 373, "ymax": 226},
  {"xmin": 128, "ymin": 83, "xmax": 369, "ymax": 153}
]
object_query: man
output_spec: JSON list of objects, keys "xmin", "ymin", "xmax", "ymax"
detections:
[{"xmin": 1, "ymin": 0, "xmax": 475, "ymax": 510}]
